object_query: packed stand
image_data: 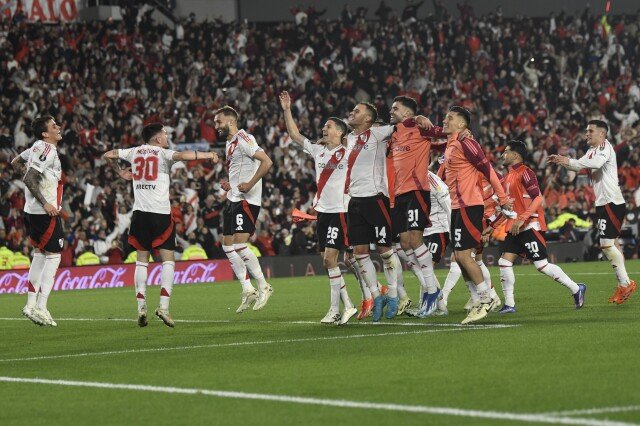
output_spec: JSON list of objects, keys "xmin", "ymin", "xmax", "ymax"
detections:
[{"xmin": 1, "ymin": 1, "xmax": 640, "ymax": 265}]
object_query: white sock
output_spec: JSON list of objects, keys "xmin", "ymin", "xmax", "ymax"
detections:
[
  {"xmin": 380, "ymin": 250, "xmax": 398, "ymax": 298},
  {"xmin": 135, "ymin": 261, "xmax": 148, "ymax": 311},
  {"xmin": 401, "ymin": 248, "xmax": 427, "ymax": 287},
  {"xmin": 339, "ymin": 279, "xmax": 354, "ymax": 309},
  {"xmin": 36, "ymin": 254, "xmax": 61, "ymax": 311},
  {"xmin": 601, "ymin": 242, "xmax": 631, "ymax": 286},
  {"xmin": 475, "ymin": 280, "xmax": 491, "ymax": 302},
  {"xmin": 534, "ymin": 260, "xmax": 580, "ymax": 293},
  {"xmin": 394, "ymin": 248, "xmax": 408, "ymax": 299},
  {"xmin": 26, "ymin": 252, "xmax": 45, "ymax": 308},
  {"xmin": 466, "ymin": 280, "xmax": 480, "ymax": 302},
  {"xmin": 442, "ymin": 261, "xmax": 462, "ymax": 301},
  {"xmin": 347, "ymin": 255, "xmax": 371, "ymax": 299},
  {"xmin": 223, "ymin": 245, "xmax": 254, "ymax": 292},
  {"xmin": 235, "ymin": 244, "xmax": 270, "ymax": 291},
  {"xmin": 159, "ymin": 261, "xmax": 174, "ymax": 310},
  {"xmin": 414, "ymin": 244, "xmax": 437, "ymax": 294},
  {"xmin": 356, "ymin": 254, "xmax": 380, "ymax": 298},
  {"xmin": 498, "ymin": 258, "xmax": 515, "ymax": 307},
  {"xmin": 477, "ymin": 260, "xmax": 492, "ymax": 287},
  {"xmin": 328, "ymin": 267, "xmax": 341, "ymax": 313}
]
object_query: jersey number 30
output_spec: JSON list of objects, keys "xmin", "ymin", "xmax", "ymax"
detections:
[{"xmin": 132, "ymin": 156, "xmax": 159, "ymax": 181}]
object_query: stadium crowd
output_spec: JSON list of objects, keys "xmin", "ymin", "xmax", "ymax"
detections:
[{"xmin": 1, "ymin": 1, "xmax": 640, "ymax": 266}]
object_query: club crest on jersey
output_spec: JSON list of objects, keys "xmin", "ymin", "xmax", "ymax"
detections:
[{"xmin": 335, "ymin": 152, "xmax": 343, "ymax": 161}]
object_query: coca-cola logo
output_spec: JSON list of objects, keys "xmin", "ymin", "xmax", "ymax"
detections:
[
  {"xmin": 147, "ymin": 262, "xmax": 221, "ymax": 285},
  {"xmin": 53, "ymin": 267, "xmax": 128, "ymax": 291},
  {"xmin": 0, "ymin": 271, "xmax": 30, "ymax": 294},
  {"xmin": 0, "ymin": 260, "xmax": 233, "ymax": 295}
]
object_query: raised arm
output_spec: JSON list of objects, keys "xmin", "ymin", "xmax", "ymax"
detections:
[
  {"xmin": 11, "ymin": 155, "xmax": 27, "ymax": 176},
  {"xmin": 549, "ymin": 148, "xmax": 608, "ymax": 171},
  {"xmin": 237, "ymin": 151, "xmax": 273, "ymax": 193},
  {"xmin": 103, "ymin": 149, "xmax": 132, "ymax": 180},
  {"xmin": 172, "ymin": 150, "xmax": 219, "ymax": 163},
  {"xmin": 279, "ymin": 91, "xmax": 307, "ymax": 146}
]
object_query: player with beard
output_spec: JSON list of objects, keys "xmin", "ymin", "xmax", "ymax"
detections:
[
  {"xmin": 214, "ymin": 106, "xmax": 274, "ymax": 313},
  {"xmin": 484, "ymin": 140, "xmax": 587, "ymax": 311}
]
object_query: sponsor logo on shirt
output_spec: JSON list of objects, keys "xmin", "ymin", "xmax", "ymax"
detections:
[
  {"xmin": 318, "ymin": 162, "xmax": 345, "ymax": 170},
  {"xmin": 135, "ymin": 184, "xmax": 157, "ymax": 189}
]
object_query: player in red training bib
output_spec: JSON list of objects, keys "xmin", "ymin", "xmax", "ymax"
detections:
[{"xmin": 483, "ymin": 140, "xmax": 587, "ymax": 312}]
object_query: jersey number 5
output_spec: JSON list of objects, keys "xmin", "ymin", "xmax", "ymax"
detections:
[{"xmin": 132, "ymin": 156, "xmax": 159, "ymax": 181}]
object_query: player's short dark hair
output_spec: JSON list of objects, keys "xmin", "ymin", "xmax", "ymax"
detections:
[
  {"xmin": 31, "ymin": 115, "xmax": 54, "ymax": 139},
  {"xmin": 393, "ymin": 96, "xmax": 418, "ymax": 115},
  {"xmin": 141, "ymin": 123, "xmax": 164, "ymax": 143},
  {"xmin": 328, "ymin": 117, "xmax": 348, "ymax": 138},
  {"xmin": 588, "ymin": 119, "xmax": 609, "ymax": 133},
  {"xmin": 507, "ymin": 140, "xmax": 528, "ymax": 162},
  {"xmin": 449, "ymin": 106, "xmax": 471, "ymax": 127},
  {"xmin": 358, "ymin": 102, "xmax": 378, "ymax": 123},
  {"xmin": 216, "ymin": 105, "xmax": 239, "ymax": 121}
]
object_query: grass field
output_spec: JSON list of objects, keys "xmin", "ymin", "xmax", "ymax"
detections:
[{"xmin": 0, "ymin": 262, "xmax": 639, "ymax": 425}]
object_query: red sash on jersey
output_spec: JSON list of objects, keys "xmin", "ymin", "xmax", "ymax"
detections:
[
  {"xmin": 315, "ymin": 147, "xmax": 346, "ymax": 207},
  {"xmin": 344, "ymin": 130, "xmax": 371, "ymax": 194},
  {"xmin": 226, "ymin": 140, "xmax": 238, "ymax": 169}
]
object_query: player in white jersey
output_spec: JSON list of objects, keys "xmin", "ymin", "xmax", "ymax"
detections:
[
  {"xmin": 279, "ymin": 91, "xmax": 357, "ymax": 325},
  {"xmin": 214, "ymin": 106, "xmax": 274, "ymax": 313},
  {"xmin": 344, "ymin": 103, "xmax": 404, "ymax": 321},
  {"xmin": 10, "ymin": 116, "xmax": 64, "ymax": 326},
  {"xmin": 103, "ymin": 123, "xmax": 218, "ymax": 327},
  {"xmin": 404, "ymin": 171, "xmax": 451, "ymax": 317},
  {"xmin": 549, "ymin": 119, "xmax": 636, "ymax": 304}
]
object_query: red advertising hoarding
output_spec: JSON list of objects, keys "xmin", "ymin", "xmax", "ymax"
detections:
[
  {"xmin": 0, "ymin": 260, "xmax": 234, "ymax": 294},
  {"xmin": 1, "ymin": 0, "xmax": 80, "ymax": 22}
]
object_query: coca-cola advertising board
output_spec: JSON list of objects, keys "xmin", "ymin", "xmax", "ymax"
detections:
[{"xmin": 0, "ymin": 260, "xmax": 234, "ymax": 294}]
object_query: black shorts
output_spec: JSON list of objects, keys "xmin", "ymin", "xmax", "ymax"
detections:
[
  {"xmin": 223, "ymin": 200, "xmax": 261, "ymax": 236},
  {"xmin": 317, "ymin": 212, "xmax": 349, "ymax": 251},
  {"xmin": 25, "ymin": 213, "xmax": 64, "ymax": 253},
  {"xmin": 423, "ymin": 232, "xmax": 450, "ymax": 264},
  {"xmin": 450, "ymin": 205, "xmax": 484, "ymax": 251},
  {"xmin": 393, "ymin": 190, "xmax": 431, "ymax": 235},
  {"xmin": 596, "ymin": 203, "xmax": 626, "ymax": 240},
  {"xmin": 128, "ymin": 211, "xmax": 176, "ymax": 251},
  {"xmin": 348, "ymin": 194, "xmax": 392, "ymax": 247},
  {"xmin": 392, "ymin": 206, "xmax": 402, "ymax": 243},
  {"xmin": 501, "ymin": 228, "xmax": 548, "ymax": 261}
]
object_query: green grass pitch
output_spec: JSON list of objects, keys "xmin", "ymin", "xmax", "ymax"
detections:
[{"xmin": 0, "ymin": 262, "xmax": 638, "ymax": 425}]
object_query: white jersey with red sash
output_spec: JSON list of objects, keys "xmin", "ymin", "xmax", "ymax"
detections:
[{"xmin": 303, "ymin": 139, "xmax": 349, "ymax": 213}]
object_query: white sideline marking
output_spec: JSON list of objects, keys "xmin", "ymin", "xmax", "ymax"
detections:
[
  {"xmin": 0, "ymin": 317, "xmax": 513, "ymax": 328},
  {"xmin": 0, "ymin": 376, "xmax": 635, "ymax": 426},
  {"xmin": 0, "ymin": 325, "xmax": 515, "ymax": 363},
  {"xmin": 542, "ymin": 406, "xmax": 640, "ymax": 416}
]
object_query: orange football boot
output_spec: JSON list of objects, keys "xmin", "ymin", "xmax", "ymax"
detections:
[
  {"xmin": 357, "ymin": 298, "xmax": 373, "ymax": 320},
  {"xmin": 608, "ymin": 280, "xmax": 637, "ymax": 304}
]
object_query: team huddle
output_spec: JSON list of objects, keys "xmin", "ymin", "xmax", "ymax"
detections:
[{"xmin": 12, "ymin": 100, "xmax": 637, "ymax": 327}]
